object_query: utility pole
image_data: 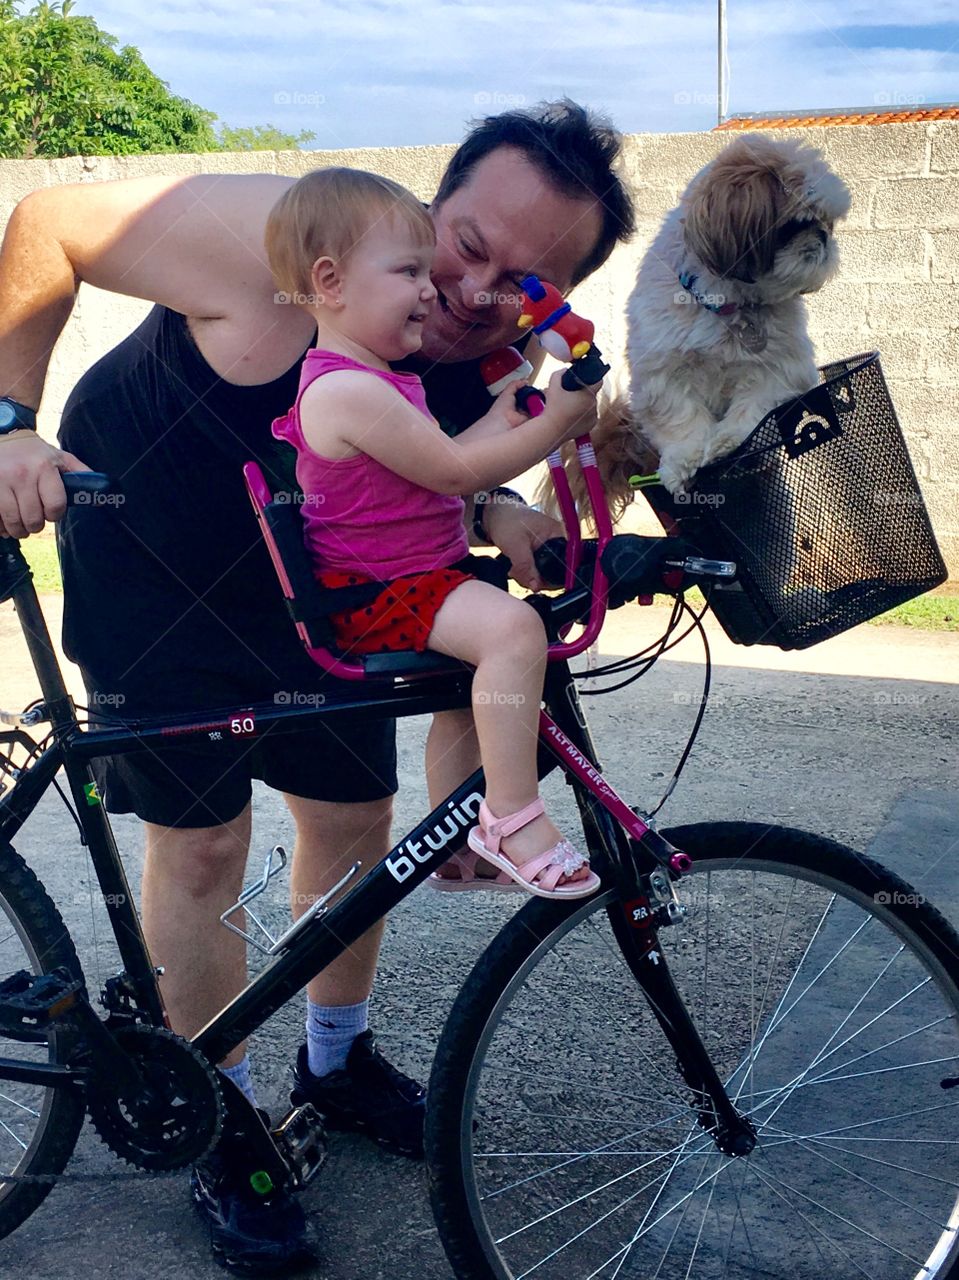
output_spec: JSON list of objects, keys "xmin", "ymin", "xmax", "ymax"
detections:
[{"xmin": 718, "ymin": 0, "xmax": 728, "ymax": 125}]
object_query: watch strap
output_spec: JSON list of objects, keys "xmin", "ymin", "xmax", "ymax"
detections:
[
  {"xmin": 0, "ymin": 397, "xmax": 38, "ymax": 434},
  {"xmin": 472, "ymin": 486, "xmax": 525, "ymax": 544}
]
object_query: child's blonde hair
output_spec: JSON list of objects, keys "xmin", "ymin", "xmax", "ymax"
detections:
[{"xmin": 265, "ymin": 167, "xmax": 435, "ymax": 299}]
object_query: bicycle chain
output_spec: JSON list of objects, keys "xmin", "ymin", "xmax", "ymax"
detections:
[{"xmin": 1, "ymin": 1165, "xmax": 193, "ymax": 1185}]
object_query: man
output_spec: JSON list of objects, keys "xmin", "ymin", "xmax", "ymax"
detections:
[{"xmin": 0, "ymin": 99, "xmax": 634, "ymax": 1272}]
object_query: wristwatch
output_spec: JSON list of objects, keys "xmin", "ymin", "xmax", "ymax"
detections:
[
  {"xmin": 472, "ymin": 486, "xmax": 525, "ymax": 544},
  {"xmin": 0, "ymin": 397, "xmax": 38, "ymax": 436}
]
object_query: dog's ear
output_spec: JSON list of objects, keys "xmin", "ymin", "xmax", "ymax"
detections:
[{"xmin": 683, "ymin": 142, "xmax": 785, "ymax": 283}]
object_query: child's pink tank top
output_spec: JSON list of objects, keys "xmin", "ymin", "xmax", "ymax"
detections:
[{"xmin": 272, "ymin": 350, "xmax": 469, "ymax": 579}]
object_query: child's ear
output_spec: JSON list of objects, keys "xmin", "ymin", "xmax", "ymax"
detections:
[{"xmin": 310, "ymin": 256, "xmax": 342, "ymax": 306}]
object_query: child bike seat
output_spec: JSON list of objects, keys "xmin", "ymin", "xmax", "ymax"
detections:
[{"xmin": 243, "ymin": 462, "xmax": 466, "ymax": 683}]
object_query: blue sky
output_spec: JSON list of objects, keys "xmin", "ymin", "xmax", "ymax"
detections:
[{"xmin": 73, "ymin": 1, "xmax": 959, "ymax": 148}]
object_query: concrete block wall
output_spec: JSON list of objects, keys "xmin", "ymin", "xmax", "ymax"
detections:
[{"xmin": 1, "ymin": 121, "xmax": 956, "ymax": 573}]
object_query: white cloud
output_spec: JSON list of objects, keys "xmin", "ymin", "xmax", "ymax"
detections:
[{"xmin": 71, "ymin": 0, "xmax": 959, "ymax": 148}]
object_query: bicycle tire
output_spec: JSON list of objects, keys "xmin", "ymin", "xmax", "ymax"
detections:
[
  {"xmin": 0, "ymin": 842, "xmax": 86, "ymax": 1239},
  {"xmin": 427, "ymin": 821, "xmax": 959, "ymax": 1280}
]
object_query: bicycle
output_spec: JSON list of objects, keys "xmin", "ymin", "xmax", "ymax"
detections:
[{"xmin": 1, "ymin": 371, "xmax": 958, "ymax": 1279}]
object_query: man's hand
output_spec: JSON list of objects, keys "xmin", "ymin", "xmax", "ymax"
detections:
[
  {"xmin": 484, "ymin": 499, "xmax": 564, "ymax": 592},
  {"xmin": 0, "ymin": 432, "xmax": 88, "ymax": 538}
]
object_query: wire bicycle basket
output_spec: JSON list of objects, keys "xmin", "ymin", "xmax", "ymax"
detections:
[{"xmin": 643, "ymin": 352, "xmax": 948, "ymax": 650}]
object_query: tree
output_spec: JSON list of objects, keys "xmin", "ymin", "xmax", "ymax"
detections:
[
  {"xmin": 217, "ymin": 123, "xmax": 316, "ymax": 152},
  {"xmin": 0, "ymin": 1, "xmax": 312, "ymax": 158}
]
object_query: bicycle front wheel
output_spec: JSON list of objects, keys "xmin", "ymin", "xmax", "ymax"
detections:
[
  {"xmin": 0, "ymin": 843, "xmax": 85, "ymax": 1239},
  {"xmin": 427, "ymin": 822, "xmax": 959, "ymax": 1280}
]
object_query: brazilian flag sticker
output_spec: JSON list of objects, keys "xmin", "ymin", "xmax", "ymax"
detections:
[{"xmin": 84, "ymin": 782, "xmax": 101, "ymax": 806}]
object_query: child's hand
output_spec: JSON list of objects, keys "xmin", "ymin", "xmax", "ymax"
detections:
[
  {"xmin": 482, "ymin": 379, "xmax": 529, "ymax": 433},
  {"xmin": 541, "ymin": 368, "xmax": 602, "ymax": 444}
]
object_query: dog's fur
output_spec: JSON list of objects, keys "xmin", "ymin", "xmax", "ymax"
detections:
[{"xmin": 547, "ymin": 135, "xmax": 851, "ymax": 520}]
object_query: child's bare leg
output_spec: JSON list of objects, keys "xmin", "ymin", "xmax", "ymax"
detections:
[
  {"xmin": 427, "ymin": 580, "xmax": 588, "ymax": 884},
  {"xmin": 425, "ymin": 710, "xmax": 478, "ymax": 809},
  {"xmin": 426, "ymin": 709, "xmax": 492, "ymax": 882}
]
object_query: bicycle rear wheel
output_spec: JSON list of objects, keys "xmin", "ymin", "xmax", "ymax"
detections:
[
  {"xmin": 0, "ymin": 843, "xmax": 85, "ymax": 1238},
  {"xmin": 427, "ymin": 822, "xmax": 959, "ymax": 1279}
]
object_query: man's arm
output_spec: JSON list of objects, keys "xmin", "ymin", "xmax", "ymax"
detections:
[
  {"xmin": 0, "ymin": 172, "xmax": 294, "ymax": 406},
  {"xmin": 0, "ymin": 173, "xmax": 297, "ymax": 537}
]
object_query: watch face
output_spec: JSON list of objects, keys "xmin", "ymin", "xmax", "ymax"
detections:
[{"xmin": 0, "ymin": 402, "xmax": 17, "ymax": 429}]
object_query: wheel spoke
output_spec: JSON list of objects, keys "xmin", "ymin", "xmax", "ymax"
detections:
[{"xmin": 435, "ymin": 840, "xmax": 959, "ymax": 1280}]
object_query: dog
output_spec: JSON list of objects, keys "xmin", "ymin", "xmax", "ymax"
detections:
[{"xmin": 549, "ymin": 135, "xmax": 851, "ymax": 520}]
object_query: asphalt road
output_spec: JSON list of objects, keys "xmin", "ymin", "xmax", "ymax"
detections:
[{"xmin": 1, "ymin": 598, "xmax": 957, "ymax": 1279}]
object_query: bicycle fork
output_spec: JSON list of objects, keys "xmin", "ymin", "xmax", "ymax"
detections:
[
  {"xmin": 608, "ymin": 887, "xmax": 757, "ymax": 1158},
  {"xmin": 542, "ymin": 665, "xmax": 755, "ymax": 1158}
]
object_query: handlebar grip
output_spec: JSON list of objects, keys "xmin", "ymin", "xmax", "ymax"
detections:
[
  {"xmin": 599, "ymin": 535, "xmax": 679, "ymax": 596},
  {"xmin": 515, "ymin": 385, "xmax": 546, "ymax": 416},
  {"xmin": 532, "ymin": 537, "xmax": 596, "ymax": 589},
  {"xmin": 560, "ymin": 346, "xmax": 610, "ymax": 391},
  {"xmin": 494, "ymin": 539, "xmax": 576, "ymax": 590},
  {"xmin": 62, "ymin": 472, "xmax": 118, "ymax": 506}
]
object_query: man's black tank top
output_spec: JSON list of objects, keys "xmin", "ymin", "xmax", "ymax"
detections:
[{"xmin": 57, "ymin": 306, "xmax": 495, "ymax": 688}]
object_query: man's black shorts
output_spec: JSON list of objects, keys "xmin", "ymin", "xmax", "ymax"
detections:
[{"xmin": 85, "ymin": 658, "xmax": 397, "ymax": 830}]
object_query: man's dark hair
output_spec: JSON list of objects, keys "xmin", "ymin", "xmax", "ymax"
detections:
[{"xmin": 434, "ymin": 98, "xmax": 636, "ymax": 288}]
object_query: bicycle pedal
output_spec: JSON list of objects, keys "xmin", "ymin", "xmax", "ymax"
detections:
[
  {"xmin": 0, "ymin": 967, "xmax": 84, "ymax": 1032},
  {"xmin": 271, "ymin": 1103, "xmax": 328, "ymax": 1189}
]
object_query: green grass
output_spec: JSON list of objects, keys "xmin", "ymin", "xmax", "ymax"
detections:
[
  {"xmin": 17, "ymin": 530, "xmax": 959, "ymax": 632},
  {"xmin": 867, "ymin": 588, "xmax": 959, "ymax": 632},
  {"xmin": 658, "ymin": 584, "xmax": 959, "ymax": 632},
  {"xmin": 18, "ymin": 532, "xmax": 62, "ymax": 592}
]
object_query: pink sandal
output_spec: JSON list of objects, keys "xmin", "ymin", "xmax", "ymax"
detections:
[
  {"xmin": 466, "ymin": 798, "xmax": 601, "ymax": 900},
  {"xmin": 428, "ymin": 849, "xmax": 525, "ymax": 894}
]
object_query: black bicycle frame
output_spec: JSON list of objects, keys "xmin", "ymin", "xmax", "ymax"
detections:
[{"xmin": 1, "ymin": 543, "xmax": 747, "ymax": 1145}]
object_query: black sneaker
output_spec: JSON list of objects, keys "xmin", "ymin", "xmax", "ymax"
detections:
[
  {"xmin": 191, "ymin": 1119, "xmax": 318, "ymax": 1276},
  {"xmin": 290, "ymin": 1031, "xmax": 426, "ymax": 1159}
]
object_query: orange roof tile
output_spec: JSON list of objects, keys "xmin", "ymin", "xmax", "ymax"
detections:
[{"xmin": 715, "ymin": 105, "xmax": 959, "ymax": 130}]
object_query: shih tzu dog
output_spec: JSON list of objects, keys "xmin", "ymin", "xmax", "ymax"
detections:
[{"xmin": 555, "ymin": 135, "xmax": 852, "ymax": 517}]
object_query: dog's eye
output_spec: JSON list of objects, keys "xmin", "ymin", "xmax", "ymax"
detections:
[{"xmin": 774, "ymin": 218, "xmax": 810, "ymax": 248}]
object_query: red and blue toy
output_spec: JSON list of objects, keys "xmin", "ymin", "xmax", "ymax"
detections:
[{"xmin": 516, "ymin": 275, "xmax": 594, "ymax": 363}]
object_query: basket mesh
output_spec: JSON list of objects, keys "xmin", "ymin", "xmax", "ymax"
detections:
[{"xmin": 643, "ymin": 353, "xmax": 947, "ymax": 650}]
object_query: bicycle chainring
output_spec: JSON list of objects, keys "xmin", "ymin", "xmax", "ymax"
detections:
[{"xmin": 86, "ymin": 1024, "xmax": 224, "ymax": 1171}]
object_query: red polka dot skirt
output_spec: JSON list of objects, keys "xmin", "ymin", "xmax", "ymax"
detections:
[{"xmin": 314, "ymin": 567, "xmax": 474, "ymax": 655}]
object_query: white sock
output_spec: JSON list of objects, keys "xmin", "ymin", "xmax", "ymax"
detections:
[
  {"xmin": 306, "ymin": 998, "xmax": 369, "ymax": 1078},
  {"xmin": 219, "ymin": 1054, "xmax": 257, "ymax": 1108}
]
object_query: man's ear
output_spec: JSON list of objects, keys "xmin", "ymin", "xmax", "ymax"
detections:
[{"xmin": 310, "ymin": 256, "xmax": 342, "ymax": 305}]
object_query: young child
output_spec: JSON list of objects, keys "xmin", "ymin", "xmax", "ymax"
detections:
[{"xmin": 266, "ymin": 168, "xmax": 601, "ymax": 899}]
